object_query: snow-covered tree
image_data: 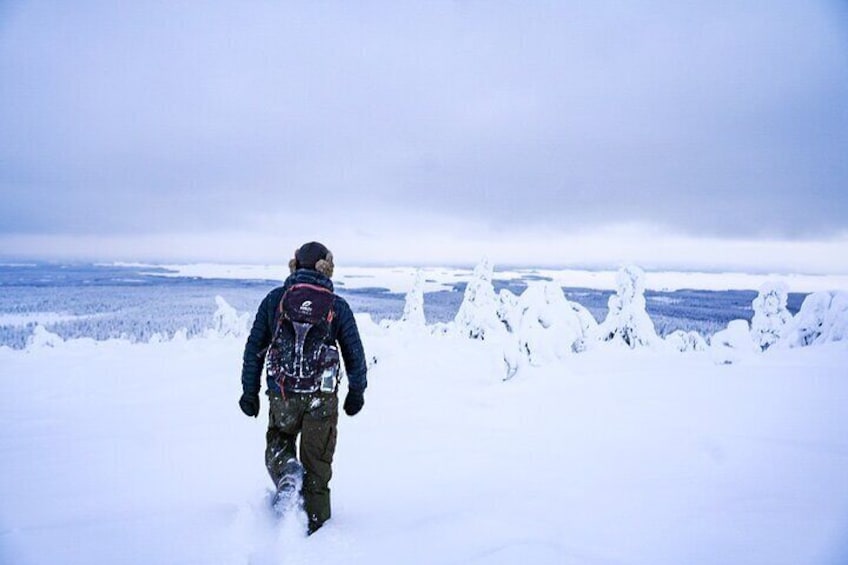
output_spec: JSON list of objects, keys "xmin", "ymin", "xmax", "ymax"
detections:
[
  {"xmin": 569, "ymin": 301, "xmax": 598, "ymax": 353},
  {"xmin": 710, "ymin": 319, "xmax": 759, "ymax": 364},
  {"xmin": 750, "ymin": 282, "xmax": 792, "ymax": 350},
  {"xmin": 822, "ymin": 292, "xmax": 848, "ymax": 343},
  {"xmin": 26, "ymin": 325, "xmax": 63, "ymax": 349},
  {"xmin": 383, "ymin": 270, "xmax": 429, "ymax": 334},
  {"xmin": 594, "ymin": 265, "xmax": 660, "ymax": 348},
  {"xmin": 210, "ymin": 296, "xmax": 249, "ymax": 338},
  {"xmin": 504, "ymin": 282, "xmax": 587, "ymax": 378},
  {"xmin": 782, "ymin": 291, "xmax": 848, "ymax": 347},
  {"xmin": 454, "ymin": 258, "xmax": 506, "ymax": 340},
  {"xmin": 665, "ymin": 330, "xmax": 707, "ymax": 353},
  {"xmin": 399, "ymin": 270, "xmax": 426, "ymax": 327},
  {"xmin": 496, "ymin": 288, "xmax": 520, "ymax": 334}
]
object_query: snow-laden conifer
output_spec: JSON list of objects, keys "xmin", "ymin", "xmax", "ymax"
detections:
[
  {"xmin": 784, "ymin": 291, "xmax": 832, "ymax": 347},
  {"xmin": 504, "ymin": 282, "xmax": 587, "ymax": 378},
  {"xmin": 210, "ymin": 296, "xmax": 249, "ymax": 338},
  {"xmin": 26, "ymin": 325, "xmax": 63, "ymax": 349},
  {"xmin": 454, "ymin": 258, "xmax": 505, "ymax": 340},
  {"xmin": 782, "ymin": 291, "xmax": 848, "ymax": 347},
  {"xmin": 383, "ymin": 270, "xmax": 430, "ymax": 335},
  {"xmin": 569, "ymin": 301, "xmax": 598, "ymax": 352},
  {"xmin": 750, "ymin": 282, "xmax": 792, "ymax": 350},
  {"xmin": 399, "ymin": 270, "xmax": 426, "ymax": 327},
  {"xmin": 594, "ymin": 265, "xmax": 660, "ymax": 348},
  {"xmin": 822, "ymin": 292, "xmax": 848, "ymax": 343},
  {"xmin": 496, "ymin": 288, "xmax": 520, "ymax": 334}
]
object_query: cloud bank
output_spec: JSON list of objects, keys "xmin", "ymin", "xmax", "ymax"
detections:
[{"xmin": 1, "ymin": 1, "xmax": 846, "ymax": 269}]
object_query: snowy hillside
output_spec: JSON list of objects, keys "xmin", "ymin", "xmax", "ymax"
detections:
[
  {"xmin": 2, "ymin": 263, "xmax": 848, "ymax": 564},
  {"xmin": 2, "ymin": 329, "xmax": 848, "ymax": 563}
]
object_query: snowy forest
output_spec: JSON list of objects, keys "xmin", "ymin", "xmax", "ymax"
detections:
[{"xmin": 8, "ymin": 261, "xmax": 846, "ymax": 375}]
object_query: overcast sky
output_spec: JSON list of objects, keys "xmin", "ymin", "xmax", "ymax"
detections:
[{"xmin": 1, "ymin": 1, "xmax": 847, "ymax": 270}]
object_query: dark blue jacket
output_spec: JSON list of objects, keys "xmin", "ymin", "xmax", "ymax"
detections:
[{"xmin": 241, "ymin": 269, "xmax": 367, "ymax": 396}]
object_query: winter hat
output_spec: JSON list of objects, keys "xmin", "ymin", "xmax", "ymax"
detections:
[{"xmin": 289, "ymin": 241, "xmax": 334, "ymax": 278}]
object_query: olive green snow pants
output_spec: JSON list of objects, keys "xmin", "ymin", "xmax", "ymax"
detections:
[{"xmin": 266, "ymin": 391, "xmax": 338, "ymax": 527}]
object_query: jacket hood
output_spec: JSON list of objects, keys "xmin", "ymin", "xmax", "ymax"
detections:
[{"xmin": 283, "ymin": 269, "xmax": 335, "ymax": 293}]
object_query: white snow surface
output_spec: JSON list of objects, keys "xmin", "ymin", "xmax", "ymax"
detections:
[
  {"xmin": 2, "ymin": 324, "xmax": 848, "ymax": 565},
  {"xmin": 709, "ymin": 319, "xmax": 761, "ymax": 365}
]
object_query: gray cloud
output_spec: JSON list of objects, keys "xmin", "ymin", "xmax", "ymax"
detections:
[{"xmin": 1, "ymin": 1, "xmax": 847, "ymax": 243}]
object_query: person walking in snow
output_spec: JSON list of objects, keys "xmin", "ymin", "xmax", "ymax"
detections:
[{"xmin": 239, "ymin": 241, "xmax": 367, "ymax": 535}]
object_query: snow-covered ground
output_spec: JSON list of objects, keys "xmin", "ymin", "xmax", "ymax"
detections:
[
  {"xmin": 3, "ymin": 264, "xmax": 848, "ymax": 564},
  {"xmin": 2, "ymin": 325, "xmax": 847, "ymax": 564}
]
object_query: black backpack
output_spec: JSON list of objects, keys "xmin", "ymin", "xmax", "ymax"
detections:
[{"xmin": 266, "ymin": 283, "xmax": 341, "ymax": 394}]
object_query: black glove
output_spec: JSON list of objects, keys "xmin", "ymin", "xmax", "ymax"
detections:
[
  {"xmin": 239, "ymin": 392, "xmax": 260, "ymax": 417},
  {"xmin": 343, "ymin": 390, "xmax": 364, "ymax": 416}
]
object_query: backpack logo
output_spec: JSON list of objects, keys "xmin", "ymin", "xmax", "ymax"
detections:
[{"xmin": 299, "ymin": 300, "xmax": 313, "ymax": 315}]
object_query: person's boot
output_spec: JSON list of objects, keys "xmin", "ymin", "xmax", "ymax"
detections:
[
  {"xmin": 307, "ymin": 518, "xmax": 324, "ymax": 536},
  {"xmin": 272, "ymin": 458, "xmax": 304, "ymax": 515}
]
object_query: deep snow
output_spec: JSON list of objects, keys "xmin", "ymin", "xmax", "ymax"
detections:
[
  {"xmin": 2, "ymin": 326, "xmax": 848, "ymax": 564},
  {"xmin": 2, "ymin": 263, "xmax": 848, "ymax": 564}
]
